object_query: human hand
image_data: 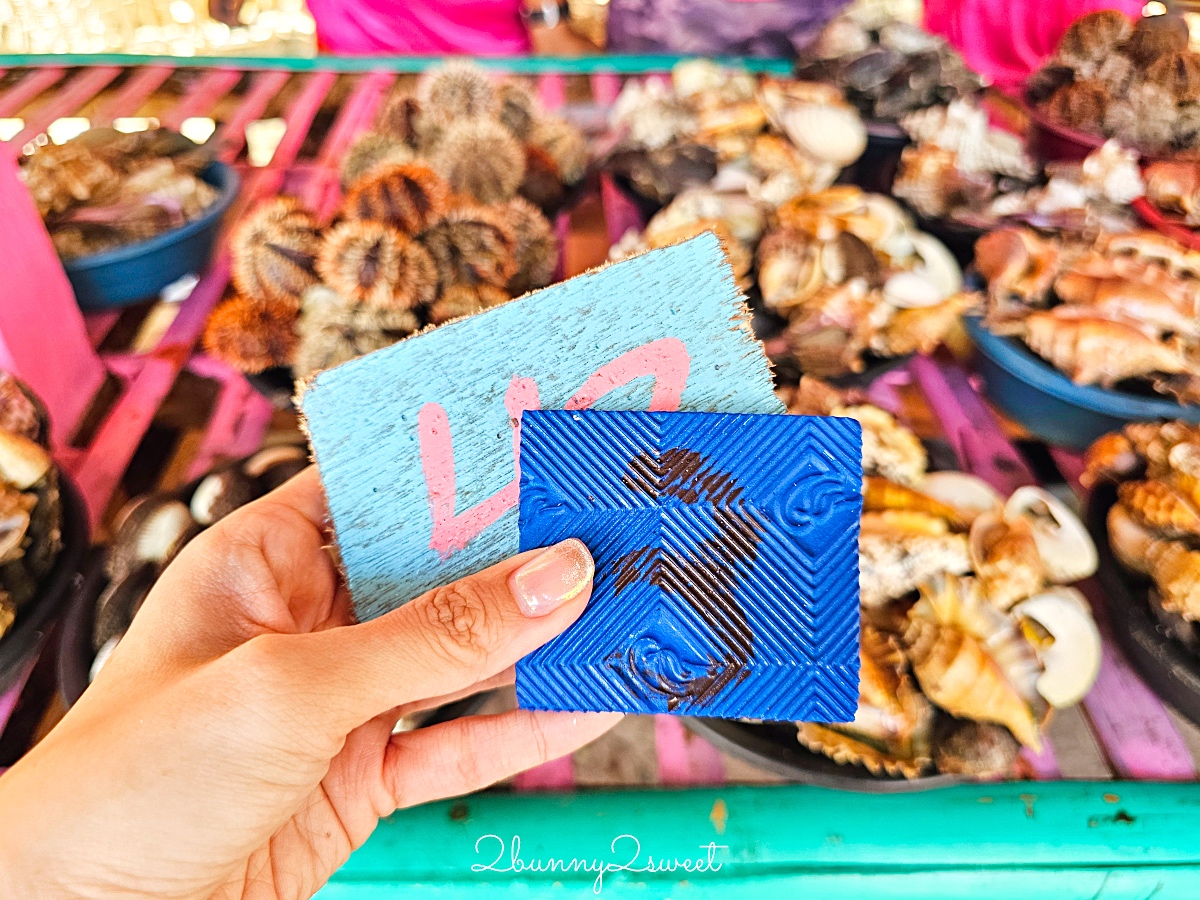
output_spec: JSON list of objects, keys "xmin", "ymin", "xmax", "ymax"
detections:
[{"xmin": 0, "ymin": 468, "xmax": 618, "ymax": 900}]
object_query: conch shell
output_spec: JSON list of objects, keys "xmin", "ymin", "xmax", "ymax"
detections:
[
  {"xmin": 902, "ymin": 575, "xmax": 1046, "ymax": 750},
  {"xmin": 859, "ymin": 512, "xmax": 972, "ymax": 608},
  {"xmin": 969, "ymin": 511, "xmax": 1046, "ymax": 610},
  {"xmin": 1108, "ymin": 503, "xmax": 1200, "ymax": 621}
]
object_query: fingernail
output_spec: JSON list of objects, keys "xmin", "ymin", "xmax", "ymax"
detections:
[{"xmin": 509, "ymin": 538, "xmax": 594, "ymax": 618}]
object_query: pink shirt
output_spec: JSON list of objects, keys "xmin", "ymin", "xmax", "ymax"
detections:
[
  {"xmin": 307, "ymin": 0, "xmax": 530, "ymax": 55},
  {"xmin": 924, "ymin": 0, "xmax": 1146, "ymax": 89}
]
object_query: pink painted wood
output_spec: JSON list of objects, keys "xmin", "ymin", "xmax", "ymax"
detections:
[
  {"xmin": 537, "ymin": 73, "xmax": 567, "ymax": 111},
  {"xmin": 210, "ymin": 70, "xmax": 291, "ymax": 163},
  {"xmin": 909, "ymin": 356, "xmax": 1062, "ymax": 778},
  {"xmin": 84, "ymin": 311, "xmax": 122, "ymax": 349},
  {"xmin": 600, "ymin": 172, "xmax": 644, "ymax": 248},
  {"xmin": 655, "ymin": 716, "xmax": 725, "ymax": 786},
  {"xmin": 183, "ymin": 356, "xmax": 273, "ymax": 480},
  {"xmin": 0, "ymin": 657, "xmax": 37, "ymax": 741},
  {"xmin": 1047, "ymin": 446, "xmax": 1198, "ymax": 779},
  {"xmin": 0, "ymin": 156, "xmax": 105, "ymax": 448},
  {"xmin": 0, "ymin": 67, "xmax": 64, "ymax": 119},
  {"xmin": 590, "ymin": 72, "xmax": 623, "ymax": 106},
  {"xmin": 7, "ymin": 66, "xmax": 122, "ymax": 153},
  {"xmin": 89, "ymin": 65, "xmax": 174, "ymax": 127},
  {"xmin": 73, "ymin": 71, "xmax": 336, "ymax": 528},
  {"xmin": 309, "ymin": 70, "xmax": 394, "ymax": 216},
  {"xmin": 159, "ymin": 68, "xmax": 243, "ymax": 131},
  {"xmin": 513, "ymin": 755, "xmax": 576, "ymax": 790}
]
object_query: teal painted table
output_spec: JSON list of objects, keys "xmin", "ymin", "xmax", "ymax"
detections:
[{"xmin": 322, "ymin": 783, "xmax": 1200, "ymax": 899}]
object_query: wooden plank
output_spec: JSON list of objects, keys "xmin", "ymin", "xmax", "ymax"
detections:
[
  {"xmin": 89, "ymin": 65, "xmax": 173, "ymax": 127},
  {"xmin": 0, "ymin": 66, "xmax": 63, "ymax": 119},
  {"xmin": 655, "ymin": 715, "xmax": 725, "ymax": 785},
  {"xmin": 183, "ymin": 356, "xmax": 265, "ymax": 480},
  {"xmin": 6, "ymin": 66, "xmax": 121, "ymax": 152},
  {"xmin": 590, "ymin": 72, "xmax": 623, "ymax": 106},
  {"xmin": 600, "ymin": 172, "xmax": 645, "ymax": 248},
  {"xmin": 536, "ymin": 73, "xmax": 567, "ymax": 111},
  {"xmin": 322, "ymin": 782, "xmax": 1200, "ymax": 898},
  {"xmin": 308, "ymin": 70, "xmax": 394, "ymax": 217},
  {"xmin": 158, "ymin": 68, "xmax": 242, "ymax": 131},
  {"xmin": 83, "ymin": 311, "xmax": 122, "ymax": 349}
]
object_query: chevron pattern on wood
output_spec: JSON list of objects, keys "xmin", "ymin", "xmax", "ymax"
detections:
[{"xmin": 516, "ymin": 409, "xmax": 862, "ymax": 721}]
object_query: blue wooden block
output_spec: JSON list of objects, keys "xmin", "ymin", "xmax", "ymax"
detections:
[
  {"xmin": 301, "ymin": 234, "xmax": 783, "ymax": 621},
  {"xmin": 516, "ymin": 409, "xmax": 862, "ymax": 721}
]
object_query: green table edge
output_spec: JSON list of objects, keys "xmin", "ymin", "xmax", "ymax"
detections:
[
  {"xmin": 0, "ymin": 53, "xmax": 794, "ymax": 76},
  {"xmin": 319, "ymin": 780, "xmax": 1200, "ymax": 898}
]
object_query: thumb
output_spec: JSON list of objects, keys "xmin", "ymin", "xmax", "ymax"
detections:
[{"xmin": 255, "ymin": 538, "xmax": 595, "ymax": 733}]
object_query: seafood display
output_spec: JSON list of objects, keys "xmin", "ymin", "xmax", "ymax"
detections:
[
  {"xmin": 0, "ymin": 374, "xmax": 62, "ymax": 641},
  {"xmin": 895, "ymin": 100, "xmax": 1143, "ymax": 232},
  {"xmin": 204, "ymin": 62, "xmax": 568, "ymax": 381},
  {"xmin": 976, "ymin": 226, "xmax": 1200, "ymax": 402},
  {"xmin": 761, "ymin": 187, "xmax": 975, "ymax": 375},
  {"xmin": 605, "ymin": 60, "xmax": 867, "ymax": 206},
  {"xmin": 797, "ymin": 14, "xmax": 984, "ymax": 123},
  {"xmin": 1027, "ymin": 11, "xmax": 1200, "ymax": 156},
  {"xmin": 784, "ymin": 378, "xmax": 1102, "ymax": 778},
  {"xmin": 19, "ymin": 127, "xmax": 218, "ymax": 259},
  {"xmin": 1086, "ymin": 421, "xmax": 1200, "ymax": 650}
]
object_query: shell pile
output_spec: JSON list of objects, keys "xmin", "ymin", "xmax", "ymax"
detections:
[
  {"xmin": 606, "ymin": 59, "xmax": 867, "ymax": 206},
  {"xmin": 0, "ymin": 373, "xmax": 62, "ymax": 642},
  {"xmin": 976, "ymin": 226, "xmax": 1200, "ymax": 402},
  {"xmin": 1085, "ymin": 421, "xmax": 1200, "ymax": 650},
  {"xmin": 894, "ymin": 102, "xmax": 1142, "ymax": 231},
  {"xmin": 1028, "ymin": 11, "xmax": 1200, "ymax": 156},
  {"xmin": 787, "ymin": 378, "xmax": 1103, "ymax": 778},
  {"xmin": 204, "ymin": 62, "xmax": 571, "ymax": 381},
  {"xmin": 760, "ymin": 186, "xmax": 976, "ymax": 375},
  {"xmin": 797, "ymin": 15, "xmax": 984, "ymax": 122},
  {"xmin": 18, "ymin": 127, "xmax": 218, "ymax": 259}
]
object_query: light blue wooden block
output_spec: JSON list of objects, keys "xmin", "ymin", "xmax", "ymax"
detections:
[{"xmin": 302, "ymin": 233, "xmax": 783, "ymax": 620}]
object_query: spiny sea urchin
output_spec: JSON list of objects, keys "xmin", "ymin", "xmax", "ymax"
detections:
[
  {"xmin": 418, "ymin": 205, "xmax": 517, "ymax": 290},
  {"xmin": 293, "ymin": 285, "xmax": 419, "ymax": 379},
  {"xmin": 375, "ymin": 92, "xmax": 425, "ymax": 147},
  {"xmin": 341, "ymin": 162, "xmax": 451, "ymax": 236},
  {"xmin": 203, "ymin": 294, "xmax": 298, "ymax": 375},
  {"xmin": 497, "ymin": 81, "xmax": 539, "ymax": 140},
  {"xmin": 317, "ymin": 219, "xmax": 439, "ymax": 310},
  {"xmin": 230, "ymin": 198, "xmax": 321, "ymax": 308},
  {"xmin": 427, "ymin": 282, "xmax": 511, "ymax": 325},
  {"xmin": 417, "ymin": 61, "xmax": 498, "ymax": 127},
  {"xmin": 500, "ymin": 197, "xmax": 557, "ymax": 295},
  {"xmin": 529, "ymin": 116, "xmax": 587, "ymax": 185},
  {"xmin": 340, "ymin": 132, "xmax": 414, "ymax": 189},
  {"xmin": 433, "ymin": 118, "xmax": 526, "ymax": 205},
  {"xmin": 518, "ymin": 144, "xmax": 566, "ymax": 213}
]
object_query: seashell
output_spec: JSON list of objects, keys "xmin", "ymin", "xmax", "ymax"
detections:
[
  {"xmin": 933, "ymin": 717, "xmax": 1022, "ymax": 777},
  {"xmin": 863, "ymin": 476, "xmax": 968, "ymax": 527},
  {"xmin": 756, "ymin": 228, "xmax": 822, "ymax": 313},
  {"xmin": 859, "ymin": 523, "xmax": 971, "ymax": 608},
  {"xmin": 779, "ymin": 102, "xmax": 867, "ymax": 167},
  {"xmin": 872, "ymin": 292, "xmax": 976, "ymax": 358},
  {"xmin": 1004, "ymin": 486, "xmax": 1098, "ymax": 583},
  {"xmin": 0, "ymin": 431, "xmax": 52, "ymax": 491},
  {"xmin": 105, "ymin": 498, "xmax": 197, "ymax": 585},
  {"xmin": 796, "ymin": 624, "xmax": 933, "ymax": 779},
  {"xmin": 902, "ymin": 575, "xmax": 1045, "ymax": 750},
  {"xmin": 1109, "ymin": 503, "xmax": 1200, "ymax": 621},
  {"xmin": 910, "ymin": 232, "xmax": 963, "ymax": 298},
  {"xmin": 970, "ymin": 510, "xmax": 1046, "ymax": 610},
  {"xmin": 893, "ymin": 144, "xmax": 958, "ymax": 219},
  {"xmin": 1117, "ymin": 480, "xmax": 1200, "ymax": 539},
  {"xmin": 1022, "ymin": 311, "xmax": 1196, "ymax": 387},
  {"xmin": 1081, "ymin": 431, "xmax": 1142, "ymax": 487},
  {"xmin": 842, "ymin": 403, "xmax": 928, "ymax": 488},
  {"xmin": 244, "ymin": 444, "xmax": 309, "ymax": 493},
  {"xmin": 883, "ymin": 271, "xmax": 944, "ymax": 308},
  {"xmin": 189, "ymin": 467, "xmax": 259, "ymax": 527},
  {"xmin": 916, "ymin": 471, "xmax": 1002, "ymax": 525},
  {"xmin": 1013, "ymin": 587, "xmax": 1102, "ymax": 708}
]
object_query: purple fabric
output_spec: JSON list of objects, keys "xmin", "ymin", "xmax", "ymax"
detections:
[{"xmin": 606, "ymin": 0, "xmax": 853, "ymax": 56}]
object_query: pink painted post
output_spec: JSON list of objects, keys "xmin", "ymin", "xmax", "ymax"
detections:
[
  {"xmin": 183, "ymin": 356, "xmax": 273, "ymax": 480},
  {"xmin": 0, "ymin": 156, "xmax": 105, "ymax": 448},
  {"xmin": 159, "ymin": 68, "xmax": 243, "ymax": 131},
  {"xmin": 512, "ymin": 755, "xmax": 576, "ymax": 791},
  {"xmin": 589, "ymin": 72, "xmax": 623, "ymax": 106},
  {"xmin": 89, "ymin": 65, "xmax": 174, "ymax": 127},
  {"xmin": 655, "ymin": 716, "xmax": 725, "ymax": 786},
  {"xmin": 537, "ymin": 73, "xmax": 567, "ymax": 111},
  {"xmin": 209, "ymin": 70, "xmax": 292, "ymax": 162},
  {"xmin": 599, "ymin": 172, "xmax": 645, "ymax": 248},
  {"xmin": 6, "ymin": 67, "xmax": 121, "ymax": 153},
  {"xmin": 0, "ymin": 67, "xmax": 65, "ymax": 119}
]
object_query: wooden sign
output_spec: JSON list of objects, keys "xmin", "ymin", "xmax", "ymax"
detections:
[{"xmin": 302, "ymin": 233, "xmax": 783, "ymax": 621}]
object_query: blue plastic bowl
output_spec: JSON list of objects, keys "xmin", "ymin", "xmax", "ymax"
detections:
[
  {"xmin": 61, "ymin": 161, "xmax": 239, "ymax": 311},
  {"xmin": 965, "ymin": 315, "xmax": 1200, "ymax": 450}
]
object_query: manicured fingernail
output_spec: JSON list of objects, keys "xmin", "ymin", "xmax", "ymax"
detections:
[{"xmin": 509, "ymin": 538, "xmax": 594, "ymax": 618}]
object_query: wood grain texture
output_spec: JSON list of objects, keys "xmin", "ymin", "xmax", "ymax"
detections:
[{"xmin": 303, "ymin": 234, "xmax": 782, "ymax": 620}]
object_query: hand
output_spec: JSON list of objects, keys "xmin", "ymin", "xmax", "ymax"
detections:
[{"xmin": 0, "ymin": 468, "xmax": 618, "ymax": 899}]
